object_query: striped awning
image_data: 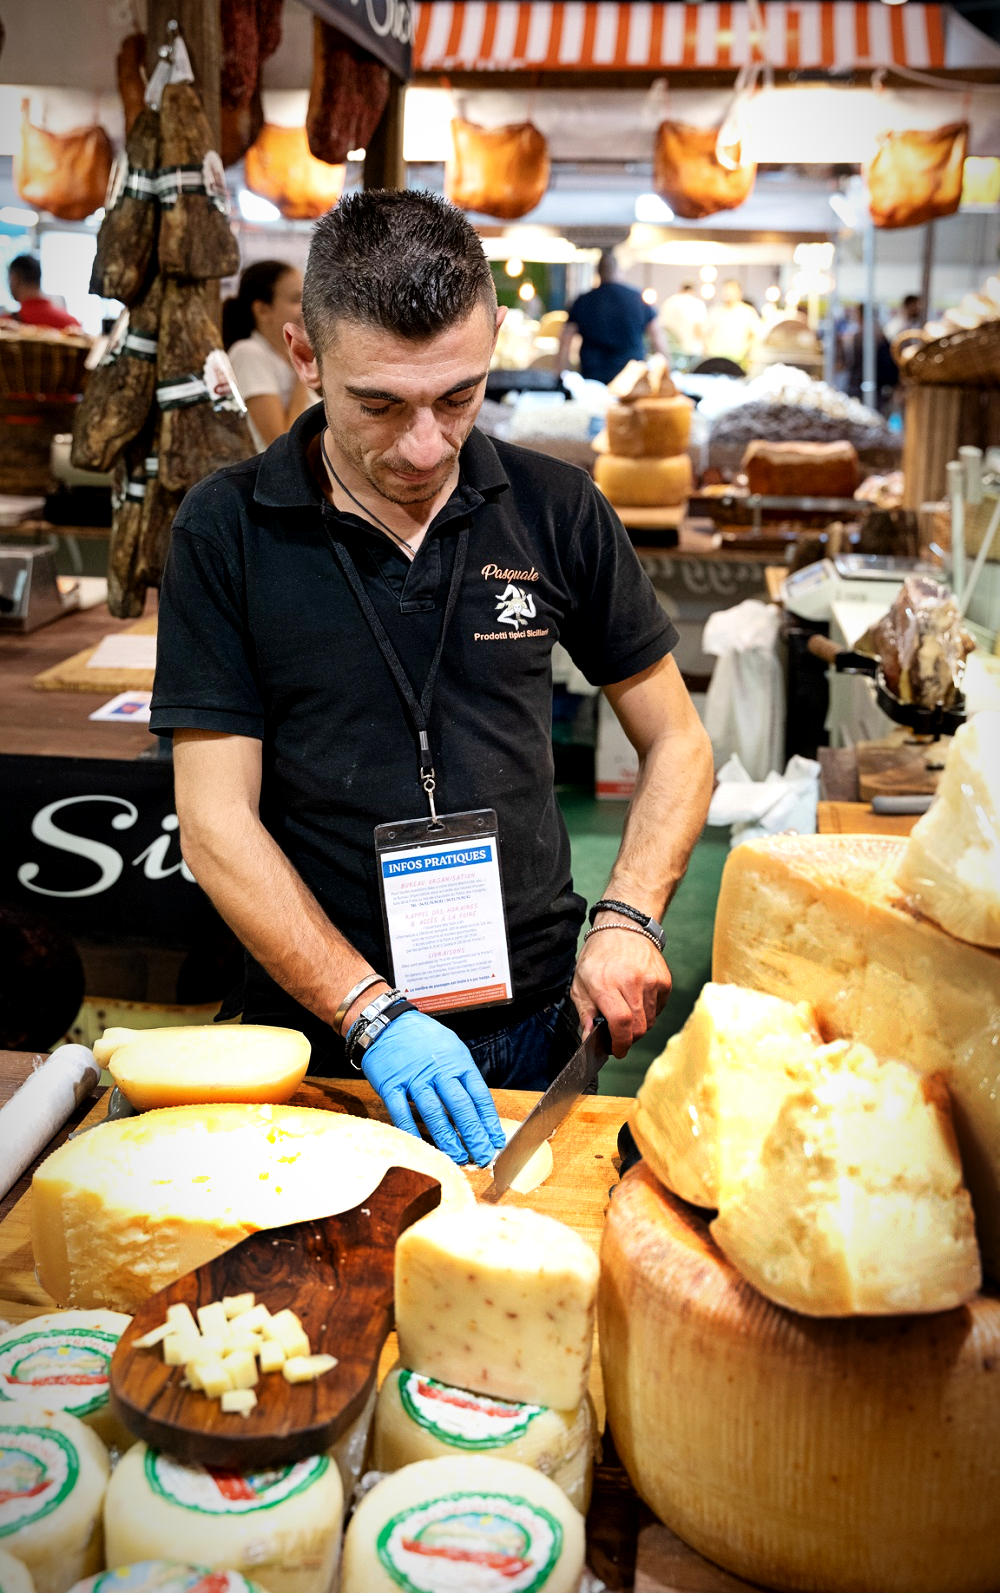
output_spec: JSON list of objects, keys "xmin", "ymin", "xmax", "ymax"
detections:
[{"xmin": 412, "ymin": 3, "xmax": 948, "ymax": 73}]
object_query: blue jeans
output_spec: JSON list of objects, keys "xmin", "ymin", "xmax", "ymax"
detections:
[{"xmin": 466, "ymin": 990, "xmax": 582, "ymax": 1091}]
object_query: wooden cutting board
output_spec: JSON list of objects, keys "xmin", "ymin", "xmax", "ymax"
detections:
[
  {"xmin": 32, "ymin": 614, "xmax": 157, "ymax": 693},
  {"xmin": 855, "ymin": 734, "xmax": 949, "ymax": 802},
  {"xmin": 635, "ymin": 1523, "xmax": 769, "ymax": 1592}
]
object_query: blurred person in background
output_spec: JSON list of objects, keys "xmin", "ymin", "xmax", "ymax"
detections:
[
  {"xmin": 223, "ymin": 260, "xmax": 319, "ymax": 451},
  {"xmin": 703, "ymin": 278, "xmax": 761, "ymax": 370},
  {"xmin": 883, "ymin": 294, "xmax": 924, "ymax": 346},
  {"xmin": 558, "ymin": 250, "xmax": 667, "ymax": 385},
  {"xmin": 6, "ymin": 254, "xmax": 80, "ymax": 330},
  {"xmin": 659, "ymin": 281, "xmax": 706, "ymax": 358}
]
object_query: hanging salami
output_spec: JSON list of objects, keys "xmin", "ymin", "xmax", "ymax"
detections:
[
  {"xmin": 221, "ymin": 92, "xmax": 264, "ymax": 170},
  {"xmin": 107, "ymin": 428, "xmax": 156, "ymax": 619},
  {"xmin": 90, "ymin": 105, "xmax": 159, "ymax": 305},
  {"xmin": 14, "ymin": 100, "xmax": 114, "ymax": 222},
  {"xmin": 156, "ymin": 279, "xmax": 253, "ymax": 494},
  {"xmin": 867, "ymin": 124, "xmax": 968, "ymax": 230},
  {"xmin": 653, "ymin": 120, "xmax": 755, "ymax": 220},
  {"xmin": 306, "ymin": 17, "xmax": 390, "ymax": 165},
  {"xmin": 445, "ymin": 120, "xmax": 550, "ymax": 220},
  {"xmin": 71, "ymin": 276, "xmax": 162, "ymax": 474},
  {"xmin": 158, "ymin": 82, "xmax": 239, "ymax": 279}
]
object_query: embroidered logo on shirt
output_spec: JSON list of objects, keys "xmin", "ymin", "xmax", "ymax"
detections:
[{"xmin": 494, "ymin": 583, "xmax": 537, "ymax": 630}]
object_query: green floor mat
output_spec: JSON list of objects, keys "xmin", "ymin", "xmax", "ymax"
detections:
[{"xmin": 557, "ymin": 786, "xmax": 729, "ymax": 1099}]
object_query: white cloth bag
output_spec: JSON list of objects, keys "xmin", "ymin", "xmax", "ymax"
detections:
[{"xmin": 702, "ymin": 599, "xmax": 785, "ymax": 780}]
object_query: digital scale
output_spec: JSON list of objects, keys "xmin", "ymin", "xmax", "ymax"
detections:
[
  {"xmin": 0, "ymin": 545, "xmax": 78, "ymax": 632},
  {"xmin": 780, "ymin": 555, "xmax": 942, "ymax": 622}
]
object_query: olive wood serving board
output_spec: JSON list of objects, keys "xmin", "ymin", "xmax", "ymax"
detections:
[{"xmin": 108, "ymin": 1164, "xmax": 441, "ymax": 1469}]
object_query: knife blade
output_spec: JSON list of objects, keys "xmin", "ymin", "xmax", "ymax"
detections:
[{"xmin": 480, "ymin": 1017, "xmax": 612, "ymax": 1202}]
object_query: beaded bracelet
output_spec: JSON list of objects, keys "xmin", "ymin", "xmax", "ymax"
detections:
[{"xmin": 582, "ymin": 922, "xmax": 663, "ymax": 952}]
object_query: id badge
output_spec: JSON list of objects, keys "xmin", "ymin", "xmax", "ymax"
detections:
[{"xmin": 374, "ymin": 809, "xmax": 513, "ymax": 1016}]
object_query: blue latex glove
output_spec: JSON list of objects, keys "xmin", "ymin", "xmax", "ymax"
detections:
[{"xmin": 361, "ymin": 1009, "xmax": 507, "ymax": 1167}]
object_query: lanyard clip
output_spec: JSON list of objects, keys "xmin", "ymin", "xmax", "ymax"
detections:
[{"xmin": 418, "ymin": 730, "xmax": 440, "ymax": 824}]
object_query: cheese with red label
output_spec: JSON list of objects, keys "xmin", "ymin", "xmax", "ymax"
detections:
[
  {"xmin": 0, "ymin": 1551, "xmax": 34, "ymax": 1593},
  {"xmin": 70, "ymin": 1567, "xmax": 265, "ymax": 1593},
  {"xmin": 0, "ymin": 1407, "xmax": 109, "ymax": 1593},
  {"xmin": 0, "ymin": 1312, "xmax": 132, "ymax": 1451}
]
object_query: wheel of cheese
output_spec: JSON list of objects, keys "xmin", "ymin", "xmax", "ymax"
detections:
[
  {"xmin": 0, "ymin": 1550, "xmax": 34, "ymax": 1593},
  {"xmin": 70, "ymin": 1567, "xmax": 266, "ymax": 1593},
  {"xmin": 607, "ymin": 396, "xmax": 692, "ymax": 459},
  {"xmin": 600, "ymin": 1163, "xmax": 1000, "ymax": 1593},
  {"xmin": 0, "ymin": 1407, "xmax": 109, "ymax": 1593},
  {"xmin": 0, "ymin": 1313, "xmax": 133, "ymax": 1451},
  {"xmin": 373, "ymin": 1365, "xmax": 596, "ymax": 1513},
  {"xmin": 340, "ymin": 1455, "xmax": 585, "ymax": 1593},
  {"xmin": 594, "ymin": 451, "xmax": 692, "ymax": 508},
  {"xmin": 103, "ymin": 1444, "xmax": 343, "ymax": 1593},
  {"xmin": 32, "ymin": 1104, "xmax": 474, "ymax": 1312},
  {"xmin": 98, "ymin": 1025, "xmax": 311, "ymax": 1110}
]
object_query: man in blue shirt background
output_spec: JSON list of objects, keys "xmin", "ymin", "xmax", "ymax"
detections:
[{"xmin": 559, "ymin": 250, "xmax": 667, "ymax": 385}]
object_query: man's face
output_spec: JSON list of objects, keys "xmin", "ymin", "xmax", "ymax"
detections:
[
  {"xmin": 286, "ymin": 305, "xmax": 502, "ymax": 508},
  {"xmin": 8, "ymin": 272, "xmax": 24, "ymax": 304}
]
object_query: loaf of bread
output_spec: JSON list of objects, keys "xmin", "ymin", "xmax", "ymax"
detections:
[
  {"xmin": 594, "ymin": 452, "xmax": 692, "ymax": 508},
  {"xmin": 741, "ymin": 439, "xmax": 859, "ymax": 498},
  {"xmin": 607, "ymin": 396, "xmax": 693, "ymax": 459}
]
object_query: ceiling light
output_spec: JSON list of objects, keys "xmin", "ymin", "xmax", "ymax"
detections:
[
  {"xmin": 700, "ymin": 265, "xmax": 718, "ymax": 283},
  {"xmin": 765, "ymin": 285, "xmax": 781, "ymax": 303},
  {"xmin": 634, "ymin": 193, "xmax": 674, "ymax": 224},
  {"xmin": 881, "ymin": 0, "xmax": 907, "ymax": 7},
  {"xmin": 518, "ymin": 281, "xmax": 536, "ymax": 301},
  {"xmin": 347, "ymin": 148, "xmax": 366, "ymax": 162},
  {"xmin": 0, "ymin": 206, "xmax": 39, "ymax": 227},
  {"xmin": 700, "ymin": 283, "xmax": 716, "ymax": 300},
  {"xmin": 505, "ymin": 256, "xmax": 524, "ymax": 277},
  {"xmin": 642, "ymin": 287, "xmax": 658, "ymax": 305},
  {"xmin": 238, "ymin": 189, "xmax": 280, "ymax": 222}
]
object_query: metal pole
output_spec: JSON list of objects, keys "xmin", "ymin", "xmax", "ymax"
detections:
[
  {"xmin": 861, "ymin": 222, "xmax": 877, "ymax": 410},
  {"xmin": 920, "ymin": 220, "xmax": 935, "ymax": 321}
]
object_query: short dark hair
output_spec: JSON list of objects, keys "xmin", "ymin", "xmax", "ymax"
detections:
[
  {"xmin": 597, "ymin": 250, "xmax": 618, "ymax": 283},
  {"xmin": 222, "ymin": 259, "xmax": 296, "ymax": 349},
  {"xmin": 9, "ymin": 254, "xmax": 41, "ymax": 288},
  {"xmin": 301, "ymin": 190, "xmax": 496, "ymax": 354}
]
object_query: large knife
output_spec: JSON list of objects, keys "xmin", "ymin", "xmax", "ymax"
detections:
[{"xmin": 481, "ymin": 1017, "xmax": 612, "ymax": 1202}]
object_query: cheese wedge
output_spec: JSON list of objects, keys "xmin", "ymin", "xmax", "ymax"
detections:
[
  {"xmin": 895, "ymin": 712, "xmax": 1000, "ymax": 948},
  {"xmin": 101, "ymin": 1025, "xmax": 311, "ymax": 1109},
  {"xmin": 601, "ymin": 1163, "xmax": 1000, "ymax": 1593},
  {"xmin": 395, "ymin": 1206, "xmax": 599, "ymax": 1411},
  {"xmin": 32, "ymin": 1104, "xmax": 473, "ymax": 1312},
  {"xmin": 710, "ymin": 1042, "xmax": 981, "ymax": 1315},
  {"xmin": 713, "ymin": 834, "xmax": 1000, "ymax": 1278},
  {"xmin": 631, "ymin": 982, "xmax": 821, "ymax": 1207}
]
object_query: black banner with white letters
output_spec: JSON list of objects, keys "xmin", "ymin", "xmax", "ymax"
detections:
[
  {"xmin": 301, "ymin": 0, "xmax": 412, "ymax": 78},
  {"xmin": 0, "ymin": 755, "xmax": 220, "ymax": 944}
]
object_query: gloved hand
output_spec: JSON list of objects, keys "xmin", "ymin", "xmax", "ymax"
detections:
[{"xmin": 361, "ymin": 1009, "xmax": 507, "ymax": 1167}]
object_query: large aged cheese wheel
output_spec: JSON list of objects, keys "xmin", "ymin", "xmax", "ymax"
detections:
[
  {"xmin": 0, "ymin": 1311, "xmax": 133, "ymax": 1451},
  {"xmin": 104, "ymin": 1445, "xmax": 342, "ymax": 1593},
  {"xmin": 594, "ymin": 451, "xmax": 692, "ymax": 508},
  {"xmin": 0, "ymin": 1407, "xmax": 109, "ymax": 1593},
  {"xmin": 32, "ymin": 1104, "xmax": 474, "ymax": 1312},
  {"xmin": 600, "ymin": 1164, "xmax": 1000, "ymax": 1593},
  {"xmin": 606, "ymin": 396, "xmax": 692, "ymax": 459},
  {"xmin": 95, "ymin": 1024, "xmax": 311, "ymax": 1109},
  {"xmin": 340, "ymin": 1455, "xmax": 585, "ymax": 1593},
  {"xmin": 712, "ymin": 835, "xmax": 1000, "ymax": 1279}
]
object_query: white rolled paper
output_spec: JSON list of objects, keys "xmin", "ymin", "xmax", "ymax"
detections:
[{"xmin": 0, "ymin": 1045, "xmax": 100, "ymax": 1201}]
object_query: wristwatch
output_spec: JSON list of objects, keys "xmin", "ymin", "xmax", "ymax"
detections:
[
  {"xmin": 588, "ymin": 897, "xmax": 666, "ymax": 952},
  {"xmin": 345, "ymin": 988, "xmax": 415, "ymax": 1070}
]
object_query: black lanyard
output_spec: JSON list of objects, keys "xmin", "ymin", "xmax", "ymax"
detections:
[{"xmin": 326, "ymin": 522, "xmax": 470, "ymax": 822}]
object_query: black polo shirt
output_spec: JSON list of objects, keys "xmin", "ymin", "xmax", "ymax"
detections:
[{"xmin": 151, "ymin": 404, "xmax": 677, "ymax": 1069}]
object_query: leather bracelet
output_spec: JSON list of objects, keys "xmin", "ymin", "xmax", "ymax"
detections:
[
  {"xmin": 588, "ymin": 897, "xmax": 665, "ymax": 951},
  {"xmin": 332, "ymin": 973, "xmax": 383, "ymax": 1034},
  {"xmin": 345, "ymin": 990, "xmax": 415, "ymax": 1069},
  {"xmin": 583, "ymin": 922, "xmax": 663, "ymax": 953}
]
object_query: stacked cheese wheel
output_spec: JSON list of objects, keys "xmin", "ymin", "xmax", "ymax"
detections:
[
  {"xmin": 594, "ymin": 360, "xmax": 693, "ymax": 510},
  {"xmin": 0, "ymin": 1312, "xmax": 133, "ymax": 1451}
]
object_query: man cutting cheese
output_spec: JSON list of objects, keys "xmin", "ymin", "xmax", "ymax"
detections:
[{"xmin": 151, "ymin": 191, "xmax": 713, "ymax": 1169}]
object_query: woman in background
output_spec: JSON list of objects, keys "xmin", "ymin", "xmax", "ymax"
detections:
[{"xmin": 223, "ymin": 260, "xmax": 318, "ymax": 451}]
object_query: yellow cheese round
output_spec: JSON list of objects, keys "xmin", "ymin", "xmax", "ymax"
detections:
[
  {"xmin": 102, "ymin": 1026, "xmax": 311, "ymax": 1110},
  {"xmin": 70, "ymin": 1567, "xmax": 266, "ymax": 1593},
  {"xmin": 340, "ymin": 1455, "xmax": 586, "ymax": 1593},
  {"xmin": 594, "ymin": 451, "xmax": 692, "ymax": 508},
  {"xmin": 103, "ymin": 1445, "xmax": 343, "ymax": 1593},
  {"xmin": 0, "ymin": 1550, "xmax": 34, "ymax": 1593},
  {"xmin": 373, "ymin": 1365, "xmax": 596, "ymax": 1513},
  {"xmin": 0, "ymin": 1407, "xmax": 109, "ymax": 1593},
  {"xmin": 32, "ymin": 1104, "xmax": 475, "ymax": 1312},
  {"xmin": 0, "ymin": 1313, "xmax": 133, "ymax": 1452},
  {"xmin": 607, "ymin": 396, "xmax": 693, "ymax": 459},
  {"xmin": 600, "ymin": 1163, "xmax": 1000, "ymax": 1593}
]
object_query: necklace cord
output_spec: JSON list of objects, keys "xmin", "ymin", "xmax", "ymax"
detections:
[{"xmin": 321, "ymin": 432, "xmax": 414, "ymax": 554}]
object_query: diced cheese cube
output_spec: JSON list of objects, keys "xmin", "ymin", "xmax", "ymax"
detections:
[
  {"xmin": 396, "ymin": 1206, "xmax": 600, "ymax": 1411},
  {"xmin": 163, "ymin": 1333, "xmax": 200, "ymax": 1366},
  {"xmin": 226, "ymin": 1330, "xmax": 263, "ymax": 1356},
  {"xmin": 283, "ymin": 1353, "xmax": 337, "ymax": 1384},
  {"xmin": 264, "ymin": 1309, "xmax": 310, "ymax": 1358},
  {"xmin": 197, "ymin": 1301, "xmax": 229, "ymax": 1340},
  {"xmin": 236, "ymin": 1303, "xmax": 272, "ymax": 1333},
  {"xmin": 258, "ymin": 1339, "xmax": 286, "ymax": 1374},
  {"xmin": 194, "ymin": 1357, "xmax": 232, "ymax": 1398},
  {"xmin": 166, "ymin": 1303, "xmax": 197, "ymax": 1336},
  {"xmin": 133, "ymin": 1321, "xmax": 172, "ymax": 1349},
  {"xmin": 184, "ymin": 1361, "xmax": 204, "ymax": 1390},
  {"xmin": 220, "ymin": 1388, "xmax": 258, "ymax": 1415},
  {"xmin": 222, "ymin": 1292, "xmax": 255, "ymax": 1318},
  {"xmin": 223, "ymin": 1349, "xmax": 259, "ymax": 1391}
]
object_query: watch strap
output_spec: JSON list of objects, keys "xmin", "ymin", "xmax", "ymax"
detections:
[
  {"xmin": 588, "ymin": 897, "xmax": 665, "ymax": 951},
  {"xmin": 345, "ymin": 989, "xmax": 415, "ymax": 1069}
]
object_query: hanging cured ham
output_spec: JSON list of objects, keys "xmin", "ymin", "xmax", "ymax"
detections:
[
  {"xmin": 653, "ymin": 120, "xmax": 755, "ymax": 220},
  {"xmin": 156, "ymin": 280, "xmax": 253, "ymax": 495},
  {"xmin": 867, "ymin": 123, "xmax": 968, "ymax": 230},
  {"xmin": 14, "ymin": 101, "xmax": 113, "ymax": 222},
  {"xmin": 245, "ymin": 124, "xmax": 345, "ymax": 220},
  {"xmin": 307, "ymin": 17, "xmax": 390, "ymax": 164},
  {"xmin": 158, "ymin": 82, "xmax": 239, "ymax": 279},
  {"xmin": 117, "ymin": 32, "xmax": 147, "ymax": 137},
  {"xmin": 72, "ymin": 277, "xmax": 162, "ymax": 474},
  {"xmin": 90, "ymin": 105, "xmax": 159, "ymax": 306},
  {"xmin": 445, "ymin": 119, "xmax": 550, "ymax": 221}
]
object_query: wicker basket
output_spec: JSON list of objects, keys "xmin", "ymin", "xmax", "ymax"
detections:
[
  {"xmin": 0, "ymin": 329, "xmax": 90, "ymax": 399},
  {"xmin": 894, "ymin": 322, "xmax": 1000, "ymax": 389}
]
